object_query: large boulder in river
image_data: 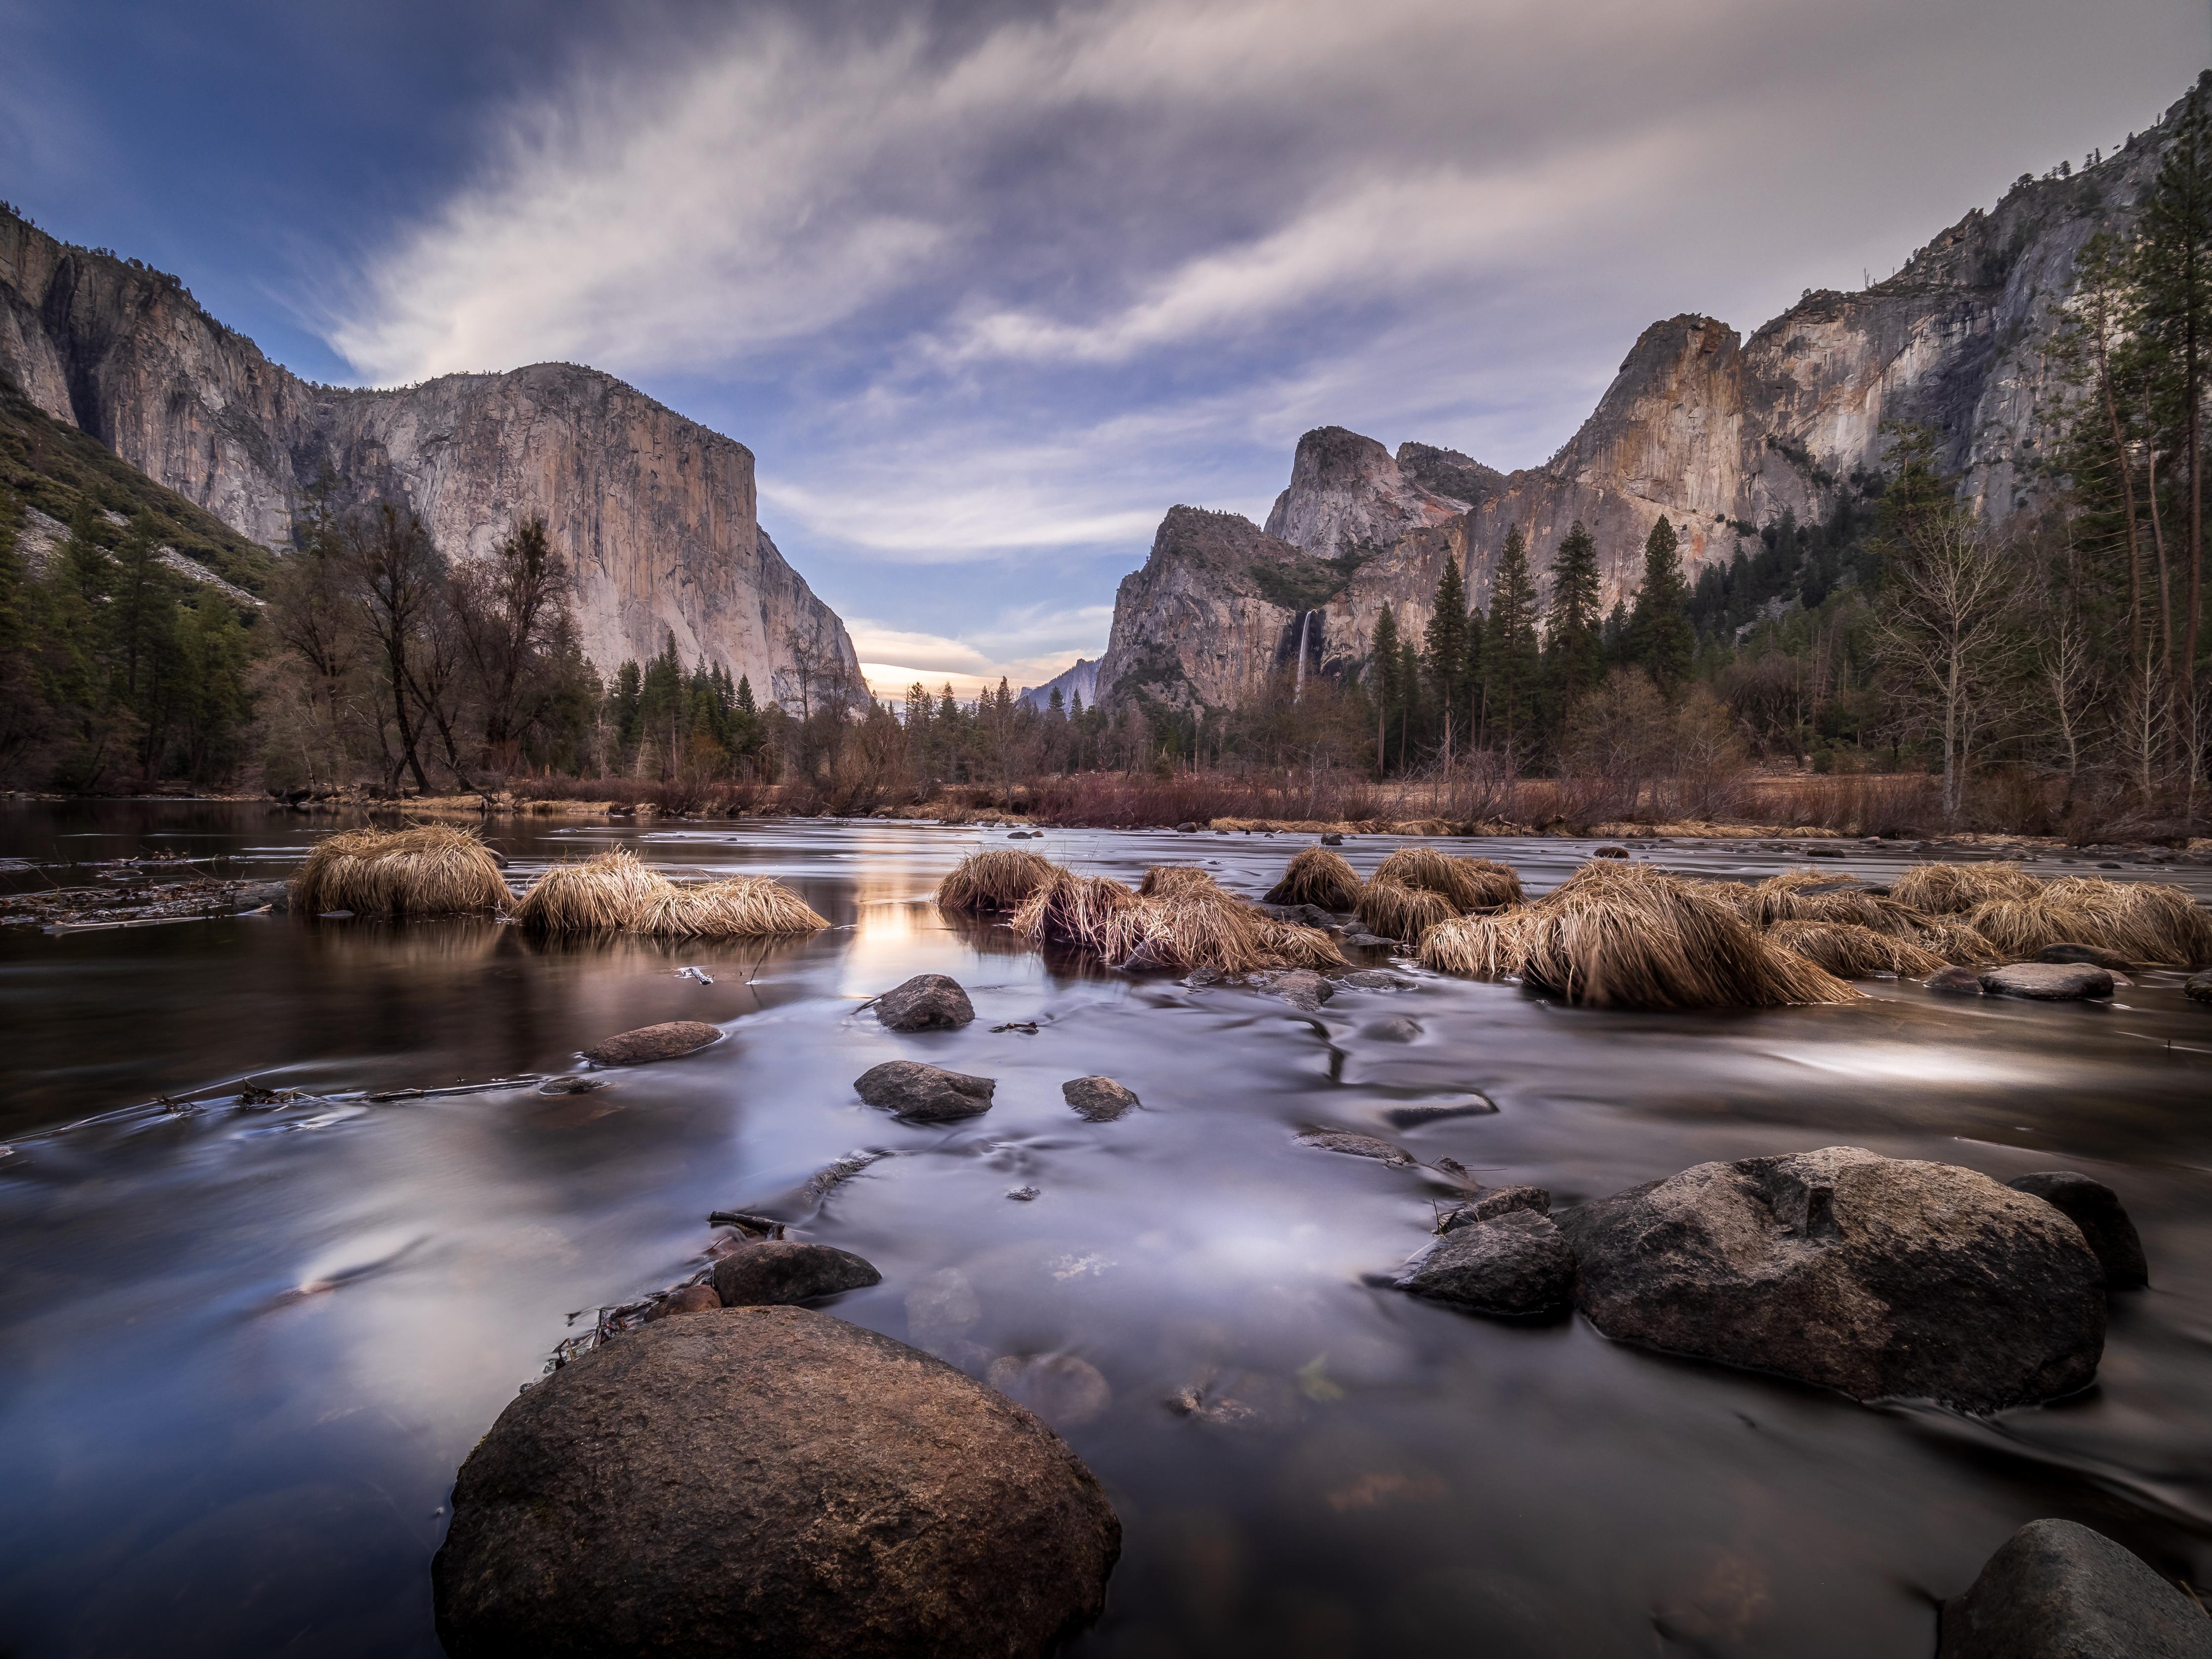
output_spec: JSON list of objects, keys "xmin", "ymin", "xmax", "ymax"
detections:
[
  {"xmin": 582, "ymin": 1020, "xmax": 723, "ymax": 1065},
  {"xmin": 1555, "ymin": 1146, "xmax": 2106, "ymax": 1412},
  {"xmin": 711, "ymin": 1241, "xmax": 881, "ymax": 1307},
  {"xmin": 875, "ymin": 974, "xmax": 975, "ymax": 1032},
  {"xmin": 1938, "ymin": 1519, "xmax": 2212, "ymax": 1658},
  {"xmin": 433, "ymin": 1307, "xmax": 1120, "ymax": 1659},
  {"xmin": 854, "ymin": 1061, "xmax": 995, "ymax": 1120}
]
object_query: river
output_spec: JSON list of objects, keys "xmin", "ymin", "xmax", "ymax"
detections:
[{"xmin": 1, "ymin": 802, "xmax": 2208, "ymax": 1657}]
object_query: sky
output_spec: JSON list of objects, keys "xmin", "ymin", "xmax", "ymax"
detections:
[{"xmin": 3, "ymin": 0, "xmax": 2208, "ymax": 698}]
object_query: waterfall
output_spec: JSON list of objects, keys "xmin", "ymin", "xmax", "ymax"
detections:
[{"xmin": 1293, "ymin": 610, "xmax": 1311, "ymax": 700}]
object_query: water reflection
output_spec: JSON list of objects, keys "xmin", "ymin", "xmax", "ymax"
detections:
[{"xmin": 0, "ymin": 803, "xmax": 2208, "ymax": 1658}]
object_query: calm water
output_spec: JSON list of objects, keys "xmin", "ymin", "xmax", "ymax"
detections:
[{"xmin": 2, "ymin": 803, "xmax": 2209, "ymax": 1658}]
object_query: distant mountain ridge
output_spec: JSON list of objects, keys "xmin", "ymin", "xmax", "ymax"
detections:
[
  {"xmin": 1097, "ymin": 82, "xmax": 2196, "ymax": 712},
  {"xmin": 0, "ymin": 206, "xmax": 858, "ymax": 704},
  {"xmin": 1017, "ymin": 657, "xmax": 1099, "ymax": 711}
]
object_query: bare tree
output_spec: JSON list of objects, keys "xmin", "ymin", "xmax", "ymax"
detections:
[
  {"xmin": 453, "ymin": 516, "xmax": 573, "ymax": 773},
  {"xmin": 341, "ymin": 504, "xmax": 440, "ymax": 793}
]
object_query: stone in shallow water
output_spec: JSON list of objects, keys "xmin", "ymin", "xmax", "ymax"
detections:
[
  {"xmin": 711, "ymin": 1241, "xmax": 881, "ymax": 1307},
  {"xmin": 2034, "ymin": 941, "xmax": 2133, "ymax": 970},
  {"xmin": 647, "ymin": 1284, "xmax": 723, "ymax": 1319},
  {"xmin": 1926, "ymin": 966, "xmax": 1984, "ymax": 996},
  {"xmin": 1397, "ymin": 1209, "xmax": 1575, "ymax": 1316},
  {"xmin": 986, "ymin": 1353, "xmax": 1112, "ymax": 1428},
  {"xmin": 1557, "ymin": 1146, "xmax": 2105, "ymax": 1412},
  {"xmin": 2008, "ymin": 1172, "xmax": 2148, "ymax": 1289},
  {"xmin": 1938, "ymin": 1518, "xmax": 2212, "ymax": 1659},
  {"xmin": 854, "ymin": 1061, "xmax": 996, "ymax": 1120},
  {"xmin": 581, "ymin": 1020, "xmax": 723, "ymax": 1065},
  {"xmin": 2185, "ymin": 971, "xmax": 2212, "ymax": 1004},
  {"xmin": 1437, "ymin": 1186, "xmax": 1550, "ymax": 1232},
  {"xmin": 1383, "ymin": 1095, "xmax": 1499, "ymax": 1128},
  {"xmin": 1256, "ymin": 969, "xmax": 1334, "ymax": 1011},
  {"xmin": 1295, "ymin": 1130, "xmax": 1412, "ymax": 1166},
  {"xmin": 1980, "ymin": 963, "xmax": 2114, "ymax": 1001},
  {"xmin": 874, "ymin": 974, "xmax": 975, "ymax": 1032},
  {"xmin": 1362, "ymin": 1015, "xmax": 1422, "ymax": 1042},
  {"xmin": 1062, "ymin": 1076, "xmax": 1139, "ymax": 1121},
  {"xmin": 432, "ymin": 1307, "xmax": 1120, "ymax": 1659}
]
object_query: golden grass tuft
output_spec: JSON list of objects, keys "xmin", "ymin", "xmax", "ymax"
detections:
[
  {"xmin": 1010, "ymin": 868, "xmax": 1141, "ymax": 952},
  {"xmin": 1911, "ymin": 914, "xmax": 2002, "ymax": 966},
  {"xmin": 1263, "ymin": 845, "xmax": 1363, "ymax": 911},
  {"xmin": 1357, "ymin": 879, "xmax": 1461, "ymax": 942},
  {"xmin": 1372, "ymin": 847, "xmax": 1524, "ymax": 912},
  {"xmin": 512, "ymin": 848, "xmax": 672, "ymax": 932},
  {"xmin": 1966, "ymin": 894, "xmax": 2109, "ymax": 960},
  {"xmin": 1764, "ymin": 920, "xmax": 1944, "ymax": 979},
  {"xmin": 1890, "ymin": 861, "xmax": 2040, "ymax": 915},
  {"xmin": 292, "ymin": 825, "xmax": 511, "ymax": 918},
  {"xmin": 2039, "ymin": 876, "xmax": 2212, "ymax": 967},
  {"xmin": 937, "ymin": 847, "xmax": 1056, "ymax": 913},
  {"xmin": 1139, "ymin": 865, "xmax": 1224, "ymax": 898},
  {"xmin": 1099, "ymin": 887, "xmax": 1271, "ymax": 972},
  {"xmin": 1418, "ymin": 911, "xmax": 1530, "ymax": 977},
  {"xmin": 634, "ymin": 876, "xmax": 829, "ymax": 937},
  {"xmin": 1749, "ymin": 871, "xmax": 1926, "ymax": 937},
  {"xmin": 1255, "ymin": 919, "xmax": 1352, "ymax": 970}
]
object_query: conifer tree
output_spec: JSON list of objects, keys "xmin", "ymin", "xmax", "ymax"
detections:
[
  {"xmin": 1542, "ymin": 519, "xmax": 1605, "ymax": 741},
  {"xmin": 1422, "ymin": 559, "xmax": 1471, "ymax": 754},
  {"xmin": 1369, "ymin": 604, "xmax": 1401, "ymax": 772},
  {"xmin": 1626, "ymin": 516, "xmax": 1695, "ymax": 694},
  {"xmin": 1482, "ymin": 526, "xmax": 1541, "ymax": 755}
]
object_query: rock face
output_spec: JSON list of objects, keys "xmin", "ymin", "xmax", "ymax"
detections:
[
  {"xmin": 2008, "ymin": 1172, "xmax": 2149, "ymax": 1289},
  {"xmin": 1397, "ymin": 1208, "xmax": 1576, "ymax": 1316},
  {"xmin": 1938, "ymin": 1519, "xmax": 2212, "ymax": 1659},
  {"xmin": 1095, "ymin": 89, "xmax": 2194, "ymax": 711},
  {"xmin": 0, "ymin": 205, "xmax": 857, "ymax": 702},
  {"xmin": 711, "ymin": 1241, "xmax": 882, "ymax": 1307},
  {"xmin": 875, "ymin": 974, "xmax": 976, "ymax": 1032},
  {"xmin": 581, "ymin": 1020, "xmax": 723, "ymax": 1065},
  {"xmin": 853, "ymin": 1061, "xmax": 996, "ymax": 1120},
  {"xmin": 1556, "ymin": 1146, "xmax": 2106, "ymax": 1412},
  {"xmin": 432, "ymin": 1306, "xmax": 1120, "ymax": 1659}
]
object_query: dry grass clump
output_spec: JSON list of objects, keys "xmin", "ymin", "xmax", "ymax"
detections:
[
  {"xmin": 1100, "ymin": 886, "xmax": 1270, "ymax": 972},
  {"xmin": 1264, "ymin": 845, "xmax": 1363, "ymax": 911},
  {"xmin": 1911, "ymin": 915, "xmax": 2002, "ymax": 966},
  {"xmin": 1357, "ymin": 880, "xmax": 1461, "ymax": 942},
  {"xmin": 1890, "ymin": 861, "xmax": 2040, "ymax": 915},
  {"xmin": 1139, "ymin": 865, "xmax": 1224, "ymax": 899},
  {"xmin": 512, "ymin": 848, "xmax": 672, "ymax": 932},
  {"xmin": 1749, "ymin": 870, "xmax": 1920, "ymax": 936},
  {"xmin": 1765, "ymin": 920, "xmax": 1944, "ymax": 979},
  {"xmin": 2039, "ymin": 876, "xmax": 2212, "ymax": 966},
  {"xmin": 1255, "ymin": 920, "xmax": 1352, "ymax": 970},
  {"xmin": 1966, "ymin": 894, "xmax": 2108, "ymax": 960},
  {"xmin": 1010, "ymin": 868, "xmax": 1141, "ymax": 952},
  {"xmin": 937, "ymin": 847, "xmax": 1055, "ymax": 913},
  {"xmin": 1372, "ymin": 847, "xmax": 1524, "ymax": 912},
  {"xmin": 1420, "ymin": 860, "xmax": 1860, "ymax": 1010},
  {"xmin": 293, "ymin": 825, "xmax": 511, "ymax": 918},
  {"xmin": 634, "ymin": 876, "xmax": 829, "ymax": 937}
]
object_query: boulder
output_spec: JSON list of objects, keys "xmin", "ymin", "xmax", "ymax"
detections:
[
  {"xmin": 1555, "ymin": 1146, "xmax": 2106, "ymax": 1411},
  {"xmin": 1397, "ymin": 1209, "xmax": 1576, "ymax": 1316},
  {"xmin": 1927, "ymin": 966, "xmax": 1985, "ymax": 996},
  {"xmin": 1295, "ymin": 1130, "xmax": 1412, "ymax": 1166},
  {"xmin": 1981, "ymin": 963, "xmax": 2115, "ymax": 1001},
  {"xmin": 432, "ymin": 1307, "xmax": 1120, "ymax": 1659},
  {"xmin": 1438, "ymin": 1186, "xmax": 1551, "ymax": 1232},
  {"xmin": 875, "ymin": 974, "xmax": 975, "ymax": 1032},
  {"xmin": 582, "ymin": 1021, "xmax": 723, "ymax": 1065},
  {"xmin": 648, "ymin": 1284, "xmax": 724, "ymax": 1319},
  {"xmin": 1938, "ymin": 1518, "xmax": 2212, "ymax": 1659},
  {"xmin": 1258, "ymin": 969, "xmax": 1334, "ymax": 1012},
  {"xmin": 2008, "ymin": 1172, "xmax": 2149, "ymax": 1289},
  {"xmin": 2035, "ymin": 941, "xmax": 2133, "ymax": 970},
  {"xmin": 1062, "ymin": 1077, "xmax": 1139, "ymax": 1122},
  {"xmin": 854, "ymin": 1061, "xmax": 996, "ymax": 1121},
  {"xmin": 712, "ymin": 1241, "xmax": 882, "ymax": 1307}
]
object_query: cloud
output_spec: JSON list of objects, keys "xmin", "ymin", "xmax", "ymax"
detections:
[{"xmin": 846, "ymin": 599, "xmax": 1113, "ymax": 698}]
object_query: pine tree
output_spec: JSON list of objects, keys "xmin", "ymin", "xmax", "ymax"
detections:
[
  {"xmin": 735, "ymin": 674, "xmax": 757, "ymax": 716},
  {"xmin": 1482, "ymin": 526, "xmax": 1541, "ymax": 755},
  {"xmin": 1369, "ymin": 605, "xmax": 1401, "ymax": 773},
  {"xmin": 1542, "ymin": 519, "xmax": 1605, "ymax": 741},
  {"xmin": 1626, "ymin": 516, "xmax": 1695, "ymax": 694},
  {"xmin": 1422, "ymin": 559, "xmax": 1471, "ymax": 755}
]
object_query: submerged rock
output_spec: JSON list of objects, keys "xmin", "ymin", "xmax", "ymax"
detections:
[
  {"xmin": 1555, "ymin": 1146, "xmax": 2105, "ymax": 1411},
  {"xmin": 1296, "ymin": 1130, "xmax": 1413, "ymax": 1167},
  {"xmin": 875, "ymin": 974, "xmax": 975, "ymax": 1032},
  {"xmin": 1062, "ymin": 1076, "xmax": 1139, "ymax": 1121},
  {"xmin": 1927, "ymin": 966, "xmax": 1985, "ymax": 996},
  {"xmin": 2186, "ymin": 971, "xmax": 2212, "ymax": 1004},
  {"xmin": 1397, "ymin": 1209, "xmax": 1575, "ymax": 1316},
  {"xmin": 1938, "ymin": 1519, "xmax": 2212, "ymax": 1659},
  {"xmin": 2008, "ymin": 1172, "xmax": 2149, "ymax": 1289},
  {"xmin": 2035, "ymin": 941, "xmax": 2133, "ymax": 970},
  {"xmin": 432, "ymin": 1307, "xmax": 1120, "ymax": 1659},
  {"xmin": 986, "ymin": 1353, "xmax": 1112, "ymax": 1428},
  {"xmin": 1336, "ymin": 970, "xmax": 1411, "ymax": 991},
  {"xmin": 1980, "ymin": 963, "xmax": 2115, "ymax": 1001},
  {"xmin": 1438, "ymin": 1186, "xmax": 1550, "ymax": 1232},
  {"xmin": 1361, "ymin": 1014, "xmax": 1423, "ymax": 1042},
  {"xmin": 582, "ymin": 1020, "xmax": 723, "ymax": 1065},
  {"xmin": 711, "ymin": 1241, "xmax": 882, "ymax": 1307},
  {"xmin": 1383, "ymin": 1096, "xmax": 1499, "ymax": 1128},
  {"xmin": 1257, "ymin": 969, "xmax": 1334, "ymax": 1011},
  {"xmin": 854, "ymin": 1061, "xmax": 996, "ymax": 1120}
]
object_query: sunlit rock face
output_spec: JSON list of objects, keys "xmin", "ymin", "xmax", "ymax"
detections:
[
  {"xmin": 0, "ymin": 207, "xmax": 857, "ymax": 702},
  {"xmin": 1098, "ymin": 91, "xmax": 2187, "ymax": 712}
]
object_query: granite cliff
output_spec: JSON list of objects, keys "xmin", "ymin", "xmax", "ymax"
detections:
[
  {"xmin": 0, "ymin": 206, "xmax": 858, "ymax": 706},
  {"xmin": 1097, "ymin": 84, "xmax": 2193, "ymax": 711}
]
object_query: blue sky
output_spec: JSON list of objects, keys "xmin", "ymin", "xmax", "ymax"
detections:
[{"xmin": 4, "ymin": 0, "xmax": 2207, "ymax": 695}]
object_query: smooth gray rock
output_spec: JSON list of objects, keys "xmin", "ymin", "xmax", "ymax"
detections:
[
  {"xmin": 854, "ymin": 1061, "xmax": 996, "ymax": 1121},
  {"xmin": 432, "ymin": 1307, "xmax": 1120, "ymax": 1659},
  {"xmin": 1362, "ymin": 1015, "xmax": 1423, "ymax": 1042},
  {"xmin": 1295, "ymin": 1130, "xmax": 1413, "ymax": 1166},
  {"xmin": 875, "ymin": 974, "xmax": 975, "ymax": 1032},
  {"xmin": 711, "ymin": 1241, "xmax": 882, "ymax": 1307},
  {"xmin": 1938, "ymin": 1519, "xmax": 2212, "ymax": 1659},
  {"xmin": 1980, "ymin": 963, "xmax": 2115, "ymax": 1000},
  {"xmin": 2008, "ymin": 1172, "xmax": 2149, "ymax": 1289},
  {"xmin": 1397, "ymin": 1209, "xmax": 1576, "ymax": 1316},
  {"xmin": 1062, "ymin": 1076, "xmax": 1139, "ymax": 1121},
  {"xmin": 1927, "ymin": 965, "xmax": 1985, "ymax": 995},
  {"xmin": 582, "ymin": 1021, "xmax": 723, "ymax": 1065},
  {"xmin": 1438, "ymin": 1186, "xmax": 1551, "ymax": 1233},
  {"xmin": 1336, "ymin": 970, "xmax": 1411, "ymax": 990},
  {"xmin": 1257, "ymin": 969, "xmax": 1334, "ymax": 1012},
  {"xmin": 1555, "ymin": 1146, "xmax": 2106, "ymax": 1411}
]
